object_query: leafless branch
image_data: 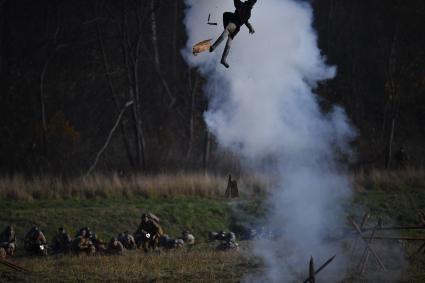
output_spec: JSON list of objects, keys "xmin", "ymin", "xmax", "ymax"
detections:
[{"xmin": 86, "ymin": 101, "xmax": 134, "ymax": 177}]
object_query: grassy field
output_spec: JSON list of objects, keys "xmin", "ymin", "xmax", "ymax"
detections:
[
  {"xmin": 1, "ymin": 248, "xmax": 257, "ymax": 282},
  {"xmin": 0, "ymin": 196, "xmax": 268, "ymax": 247},
  {"xmin": 0, "ymin": 194, "xmax": 264, "ymax": 282},
  {"xmin": 0, "ymin": 170, "xmax": 425, "ymax": 282}
]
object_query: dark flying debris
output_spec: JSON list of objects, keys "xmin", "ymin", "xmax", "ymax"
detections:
[{"xmin": 207, "ymin": 14, "xmax": 218, "ymax": 25}]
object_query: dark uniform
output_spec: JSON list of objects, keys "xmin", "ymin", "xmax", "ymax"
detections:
[
  {"xmin": 71, "ymin": 229, "xmax": 96, "ymax": 255},
  {"xmin": 118, "ymin": 231, "xmax": 137, "ymax": 250},
  {"xmin": 76, "ymin": 227, "xmax": 91, "ymax": 238},
  {"xmin": 134, "ymin": 213, "xmax": 163, "ymax": 252},
  {"xmin": 52, "ymin": 227, "xmax": 72, "ymax": 254},
  {"xmin": 216, "ymin": 232, "xmax": 239, "ymax": 251},
  {"xmin": 107, "ymin": 238, "xmax": 125, "ymax": 255},
  {"xmin": 90, "ymin": 233, "xmax": 107, "ymax": 253},
  {"xmin": 210, "ymin": 0, "xmax": 257, "ymax": 68},
  {"xmin": 209, "ymin": 230, "xmax": 227, "ymax": 241},
  {"xmin": 24, "ymin": 226, "xmax": 48, "ymax": 256},
  {"xmin": 0, "ymin": 226, "xmax": 16, "ymax": 256}
]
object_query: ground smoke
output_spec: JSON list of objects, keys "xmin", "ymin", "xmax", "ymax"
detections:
[{"xmin": 183, "ymin": 0, "xmax": 355, "ymax": 281}]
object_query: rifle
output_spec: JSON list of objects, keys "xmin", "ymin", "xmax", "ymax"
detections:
[{"xmin": 0, "ymin": 258, "xmax": 30, "ymax": 272}]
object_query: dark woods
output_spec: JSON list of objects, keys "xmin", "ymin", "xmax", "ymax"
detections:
[
  {"xmin": 0, "ymin": 0, "xmax": 424, "ymax": 176},
  {"xmin": 313, "ymin": 0, "xmax": 425, "ymax": 169},
  {"xmin": 0, "ymin": 0, "xmax": 213, "ymax": 175}
]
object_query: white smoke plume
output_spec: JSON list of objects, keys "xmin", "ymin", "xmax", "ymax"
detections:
[{"xmin": 183, "ymin": 0, "xmax": 356, "ymax": 281}]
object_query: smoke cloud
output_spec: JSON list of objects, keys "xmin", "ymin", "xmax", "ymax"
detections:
[{"xmin": 183, "ymin": 0, "xmax": 355, "ymax": 281}]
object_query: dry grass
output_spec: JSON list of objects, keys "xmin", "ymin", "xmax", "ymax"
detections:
[
  {"xmin": 2, "ymin": 247, "xmax": 254, "ymax": 282},
  {"xmin": 1, "ymin": 168, "xmax": 422, "ymax": 201},
  {"xmin": 353, "ymin": 168, "xmax": 425, "ymax": 192},
  {"xmin": 0, "ymin": 173, "xmax": 270, "ymax": 201}
]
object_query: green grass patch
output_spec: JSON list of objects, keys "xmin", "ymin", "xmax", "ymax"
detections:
[
  {"xmin": 0, "ymin": 195, "xmax": 262, "ymax": 282},
  {"xmin": 0, "ymin": 196, "xmax": 246, "ymax": 248}
]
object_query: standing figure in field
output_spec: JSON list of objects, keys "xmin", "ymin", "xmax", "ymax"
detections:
[
  {"xmin": 225, "ymin": 175, "xmax": 239, "ymax": 198},
  {"xmin": 210, "ymin": 0, "xmax": 257, "ymax": 68},
  {"xmin": 134, "ymin": 213, "xmax": 163, "ymax": 252},
  {"xmin": 0, "ymin": 225, "xmax": 16, "ymax": 257},
  {"xmin": 394, "ymin": 146, "xmax": 408, "ymax": 169}
]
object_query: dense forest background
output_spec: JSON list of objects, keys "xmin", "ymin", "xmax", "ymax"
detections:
[{"xmin": 0, "ymin": 0, "xmax": 424, "ymax": 176}]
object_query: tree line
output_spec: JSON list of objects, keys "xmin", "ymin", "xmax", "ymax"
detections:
[{"xmin": 0, "ymin": 0, "xmax": 424, "ymax": 176}]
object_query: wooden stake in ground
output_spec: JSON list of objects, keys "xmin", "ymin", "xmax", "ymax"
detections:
[
  {"xmin": 309, "ymin": 256, "xmax": 316, "ymax": 283},
  {"xmin": 302, "ymin": 255, "xmax": 336, "ymax": 283}
]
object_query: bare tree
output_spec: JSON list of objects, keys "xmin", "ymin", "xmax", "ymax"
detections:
[
  {"xmin": 384, "ymin": 24, "xmax": 399, "ymax": 169},
  {"xmin": 39, "ymin": 4, "xmax": 68, "ymax": 157},
  {"xmin": 186, "ymin": 69, "xmax": 199, "ymax": 160},
  {"xmin": 95, "ymin": 8, "xmax": 136, "ymax": 169},
  {"xmin": 121, "ymin": 0, "xmax": 147, "ymax": 170},
  {"xmin": 86, "ymin": 101, "xmax": 134, "ymax": 176}
]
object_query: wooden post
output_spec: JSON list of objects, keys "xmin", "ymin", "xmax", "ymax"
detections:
[
  {"xmin": 302, "ymin": 255, "xmax": 336, "ymax": 283},
  {"xmin": 309, "ymin": 256, "xmax": 315, "ymax": 283}
]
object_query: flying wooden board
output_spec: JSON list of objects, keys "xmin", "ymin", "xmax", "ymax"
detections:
[{"xmin": 192, "ymin": 39, "xmax": 212, "ymax": 56}]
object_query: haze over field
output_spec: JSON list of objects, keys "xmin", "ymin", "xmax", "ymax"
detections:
[{"xmin": 183, "ymin": 0, "xmax": 355, "ymax": 280}]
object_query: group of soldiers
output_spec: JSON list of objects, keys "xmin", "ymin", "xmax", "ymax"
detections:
[{"xmin": 0, "ymin": 212, "xmax": 198, "ymax": 258}]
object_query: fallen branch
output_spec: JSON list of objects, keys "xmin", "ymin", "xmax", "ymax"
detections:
[{"xmin": 86, "ymin": 101, "xmax": 134, "ymax": 177}]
